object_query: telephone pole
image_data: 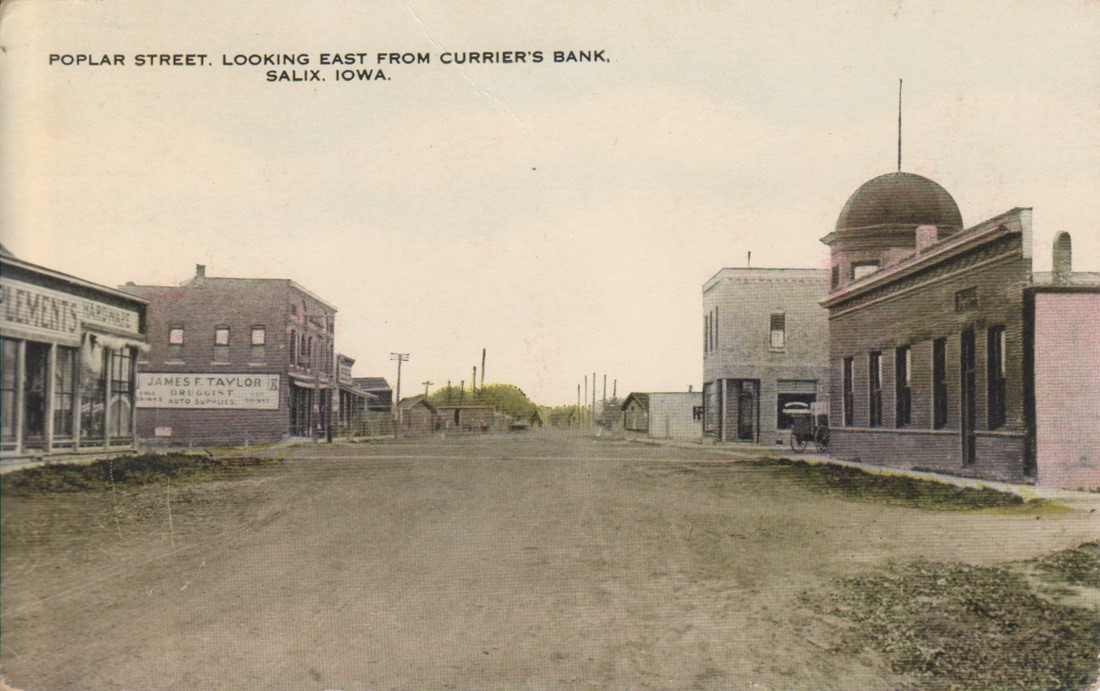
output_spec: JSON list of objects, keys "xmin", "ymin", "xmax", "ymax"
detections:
[
  {"xmin": 389, "ymin": 352, "xmax": 408, "ymax": 407},
  {"xmin": 481, "ymin": 348, "xmax": 486, "ymax": 388},
  {"xmin": 422, "ymin": 380, "xmax": 433, "ymax": 397}
]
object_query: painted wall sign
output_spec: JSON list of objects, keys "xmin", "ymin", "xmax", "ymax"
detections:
[{"xmin": 136, "ymin": 373, "xmax": 280, "ymax": 409}]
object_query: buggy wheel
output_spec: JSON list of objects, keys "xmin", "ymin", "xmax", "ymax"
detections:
[
  {"xmin": 790, "ymin": 431, "xmax": 808, "ymax": 453},
  {"xmin": 814, "ymin": 426, "xmax": 830, "ymax": 453}
]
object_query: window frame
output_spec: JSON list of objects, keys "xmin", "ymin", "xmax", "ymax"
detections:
[{"xmin": 868, "ymin": 351, "xmax": 883, "ymax": 427}]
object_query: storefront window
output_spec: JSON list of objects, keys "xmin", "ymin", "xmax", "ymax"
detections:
[
  {"xmin": 23, "ymin": 342, "xmax": 49, "ymax": 450},
  {"xmin": 54, "ymin": 346, "xmax": 77, "ymax": 439},
  {"xmin": 1, "ymin": 338, "xmax": 18, "ymax": 450},
  {"xmin": 107, "ymin": 348, "xmax": 134, "ymax": 439},
  {"xmin": 80, "ymin": 338, "xmax": 107, "ymax": 445}
]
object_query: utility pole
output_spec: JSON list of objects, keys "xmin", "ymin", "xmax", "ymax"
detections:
[
  {"xmin": 613, "ymin": 379, "xmax": 617, "ymax": 400},
  {"xmin": 422, "ymin": 380, "xmax": 433, "ymax": 397},
  {"xmin": 583, "ymin": 375, "xmax": 588, "ymax": 423},
  {"xmin": 472, "ymin": 366, "xmax": 477, "ymax": 395},
  {"xmin": 577, "ymin": 384, "xmax": 581, "ymax": 426},
  {"xmin": 603, "ymin": 374, "xmax": 607, "ymax": 403},
  {"xmin": 481, "ymin": 348, "xmax": 486, "ymax": 388},
  {"xmin": 390, "ymin": 352, "xmax": 408, "ymax": 407},
  {"xmin": 459, "ymin": 380, "xmax": 465, "ymax": 403},
  {"xmin": 447, "ymin": 380, "xmax": 452, "ymax": 403},
  {"xmin": 592, "ymin": 371, "xmax": 596, "ymax": 425}
]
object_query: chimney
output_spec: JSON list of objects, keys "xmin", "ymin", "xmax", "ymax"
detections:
[
  {"xmin": 1052, "ymin": 232, "xmax": 1072, "ymax": 285},
  {"xmin": 195, "ymin": 264, "xmax": 206, "ymax": 279},
  {"xmin": 915, "ymin": 225, "xmax": 938, "ymax": 253},
  {"xmin": 688, "ymin": 385, "xmax": 694, "ymax": 392}
]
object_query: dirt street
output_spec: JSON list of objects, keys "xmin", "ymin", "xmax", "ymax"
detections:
[{"xmin": 2, "ymin": 430, "xmax": 1097, "ymax": 690}]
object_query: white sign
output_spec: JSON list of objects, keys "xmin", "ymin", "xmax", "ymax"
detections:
[
  {"xmin": 0, "ymin": 277, "xmax": 142, "ymax": 336},
  {"xmin": 136, "ymin": 373, "xmax": 280, "ymax": 409}
]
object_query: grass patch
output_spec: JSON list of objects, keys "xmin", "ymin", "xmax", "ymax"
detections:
[
  {"xmin": 815, "ymin": 559, "xmax": 1100, "ymax": 690},
  {"xmin": 751, "ymin": 457, "xmax": 1054, "ymax": 512},
  {"xmin": 0, "ymin": 453, "xmax": 282, "ymax": 496},
  {"xmin": 1029, "ymin": 541, "xmax": 1100, "ymax": 589}
]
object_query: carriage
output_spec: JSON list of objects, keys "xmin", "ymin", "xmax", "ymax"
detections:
[{"xmin": 784, "ymin": 402, "xmax": 829, "ymax": 453}]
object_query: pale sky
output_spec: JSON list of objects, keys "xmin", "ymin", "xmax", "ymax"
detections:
[{"xmin": 1, "ymin": 0, "xmax": 1098, "ymax": 405}]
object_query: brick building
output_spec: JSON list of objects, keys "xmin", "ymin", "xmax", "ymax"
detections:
[
  {"xmin": 822, "ymin": 172, "xmax": 1099, "ymax": 488},
  {"xmin": 121, "ymin": 265, "xmax": 337, "ymax": 447},
  {"xmin": 701, "ymin": 268, "xmax": 829, "ymax": 445},
  {"xmin": 1, "ymin": 248, "xmax": 147, "ymax": 467}
]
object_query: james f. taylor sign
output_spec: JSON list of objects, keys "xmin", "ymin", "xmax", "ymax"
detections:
[{"xmin": 136, "ymin": 373, "xmax": 280, "ymax": 409}]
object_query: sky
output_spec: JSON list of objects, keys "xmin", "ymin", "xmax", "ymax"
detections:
[{"xmin": 1, "ymin": 0, "xmax": 1098, "ymax": 406}]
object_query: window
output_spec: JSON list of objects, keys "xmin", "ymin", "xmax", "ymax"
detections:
[
  {"xmin": 869, "ymin": 351, "xmax": 882, "ymax": 427},
  {"xmin": 842, "ymin": 357, "xmax": 854, "ymax": 427},
  {"xmin": 713, "ymin": 308, "xmax": 719, "ymax": 350},
  {"xmin": 1, "ymin": 338, "xmax": 19, "ymax": 449},
  {"xmin": 107, "ymin": 348, "xmax": 134, "ymax": 439},
  {"xmin": 704, "ymin": 313, "xmax": 710, "ymax": 353},
  {"xmin": 933, "ymin": 338, "xmax": 948, "ymax": 429},
  {"xmin": 54, "ymin": 346, "xmax": 77, "ymax": 438},
  {"xmin": 168, "ymin": 326, "xmax": 184, "ymax": 360},
  {"xmin": 251, "ymin": 326, "xmax": 266, "ymax": 361},
  {"xmin": 987, "ymin": 326, "xmax": 1006, "ymax": 429},
  {"xmin": 214, "ymin": 327, "xmax": 230, "ymax": 362},
  {"xmin": 895, "ymin": 346, "xmax": 911, "ymax": 427},
  {"xmin": 777, "ymin": 393, "xmax": 816, "ymax": 430},
  {"xmin": 851, "ymin": 261, "xmax": 880, "ymax": 281},
  {"xmin": 770, "ymin": 312, "xmax": 786, "ymax": 349},
  {"xmin": 80, "ymin": 339, "xmax": 106, "ymax": 444},
  {"xmin": 831, "ymin": 265, "xmax": 840, "ymax": 290},
  {"xmin": 955, "ymin": 287, "xmax": 978, "ymax": 312}
]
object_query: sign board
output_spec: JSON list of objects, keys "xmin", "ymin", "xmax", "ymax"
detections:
[
  {"xmin": 136, "ymin": 373, "xmax": 280, "ymax": 409},
  {"xmin": 0, "ymin": 277, "xmax": 142, "ymax": 336}
]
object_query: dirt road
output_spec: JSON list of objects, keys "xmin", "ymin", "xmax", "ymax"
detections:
[{"xmin": 2, "ymin": 431, "xmax": 1097, "ymax": 689}]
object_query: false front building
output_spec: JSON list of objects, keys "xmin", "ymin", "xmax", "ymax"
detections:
[
  {"xmin": 1, "ymin": 248, "xmax": 147, "ymax": 467},
  {"xmin": 822, "ymin": 172, "xmax": 1099, "ymax": 488},
  {"xmin": 702, "ymin": 268, "xmax": 829, "ymax": 445},
  {"xmin": 121, "ymin": 265, "xmax": 337, "ymax": 447}
]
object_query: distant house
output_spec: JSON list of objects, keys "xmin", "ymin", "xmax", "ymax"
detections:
[
  {"xmin": 435, "ymin": 405, "xmax": 494, "ymax": 432},
  {"xmin": 622, "ymin": 392, "xmax": 703, "ymax": 441},
  {"xmin": 396, "ymin": 396, "xmax": 436, "ymax": 436},
  {"xmin": 353, "ymin": 377, "xmax": 393, "ymax": 411},
  {"xmin": 621, "ymin": 393, "xmax": 649, "ymax": 433}
]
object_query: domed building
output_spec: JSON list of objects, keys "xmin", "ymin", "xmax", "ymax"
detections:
[
  {"xmin": 822, "ymin": 172, "xmax": 964, "ymax": 292},
  {"xmin": 820, "ymin": 171, "xmax": 1100, "ymax": 489}
]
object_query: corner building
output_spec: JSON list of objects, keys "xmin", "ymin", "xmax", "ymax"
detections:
[
  {"xmin": 702, "ymin": 268, "xmax": 830, "ymax": 445},
  {"xmin": 1, "ymin": 249, "xmax": 147, "ymax": 467},
  {"xmin": 822, "ymin": 172, "xmax": 1100, "ymax": 488},
  {"xmin": 121, "ymin": 265, "xmax": 337, "ymax": 447}
]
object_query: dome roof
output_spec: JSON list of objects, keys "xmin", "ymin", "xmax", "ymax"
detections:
[{"xmin": 836, "ymin": 172, "xmax": 962, "ymax": 232}]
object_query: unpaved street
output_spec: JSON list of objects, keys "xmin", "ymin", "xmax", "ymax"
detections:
[{"xmin": 2, "ymin": 431, "xmax": 1098, "ymax": 690}]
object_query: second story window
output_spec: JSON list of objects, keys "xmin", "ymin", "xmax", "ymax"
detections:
[
  {"xmin": 770, "ymin": 312, "xmax": 786, "ymax": 350},
  {"xmin": 168, "ymin": 326, "xmax": 184, "ymax": 360},
  {"xmin": 851, "ymin": 261, "xmax": 880, "ymax": 282},
  {"xmin": 214, "ymin": 327, "xmax": 230, "ymax": 363},
  {"xmin": 251, "ymin": 326, "xmax": 266, "ymax": 362}
]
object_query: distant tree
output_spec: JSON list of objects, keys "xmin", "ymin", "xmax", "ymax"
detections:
[{"xmin": 427, "ymin": 383, "xmax": 539, "ymax": 420}]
